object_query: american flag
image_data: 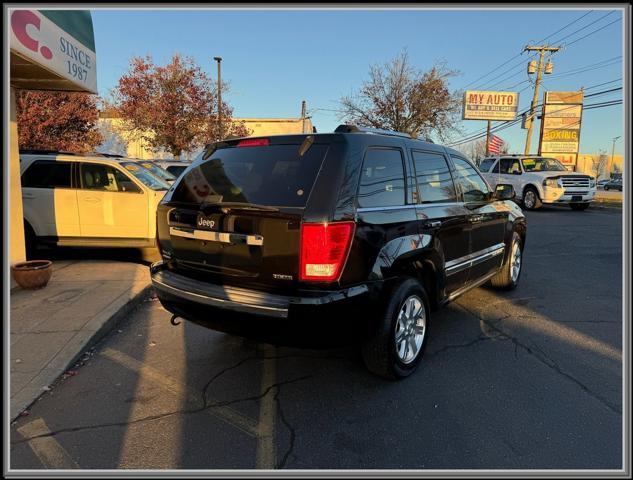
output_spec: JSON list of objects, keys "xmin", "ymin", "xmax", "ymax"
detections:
[{"xmin": 488, "ymin": 134, "xmax": 504, "ymax": 155}]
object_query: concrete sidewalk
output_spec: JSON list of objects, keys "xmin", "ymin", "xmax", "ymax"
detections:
[
  {"xmin": 594, "ymin": 189, "xmax": 623, "ymax": 205},
  {"xmin": 10, "ymin": 260, "xmax": 152, "ymax": 420}
]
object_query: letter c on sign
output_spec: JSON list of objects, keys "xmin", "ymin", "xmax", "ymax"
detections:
[{"xmin": 11, "ymin": 10, "xmax": 52, "ymax": 60}]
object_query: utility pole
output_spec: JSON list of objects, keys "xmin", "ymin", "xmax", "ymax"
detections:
[
  {"xmin": 485, "ymin": 120, "xmax": 492, "ymax": 156},
  {"xmin": 213, "ymin": 56, "xmax": 222, "ymax": 140},
  {"xmin": 523, "ymin": 45, "xmax": 560, "ymax": 155},
  {"xmin": 301, "ymin": 100, "xmax": 306, "ymax": 134},
  {"xmin": 609, "ymin": 136, "xmax": 620, "ymax": 179}
]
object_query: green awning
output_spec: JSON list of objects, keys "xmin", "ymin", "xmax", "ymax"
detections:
[{"xmin": 39, "ymin": 10, "xmax": 95, "ymax": 52}]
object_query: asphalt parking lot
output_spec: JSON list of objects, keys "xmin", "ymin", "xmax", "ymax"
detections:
[{"xmin": 10, "ymin": 206, "xmax": 623, "ymax": 470}]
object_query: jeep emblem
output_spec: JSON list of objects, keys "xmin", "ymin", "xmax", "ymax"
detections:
[{"xmin": 197, "ymin": 218, "xmax": 215, "ymax": 229}]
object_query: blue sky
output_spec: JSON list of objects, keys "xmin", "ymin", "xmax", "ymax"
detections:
[{"xmin": 91, "ymin": 8, "xmax": 624, "ymax": 155}]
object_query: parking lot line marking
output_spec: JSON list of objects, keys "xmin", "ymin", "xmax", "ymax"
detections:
[
  {"xmin": 256, "ymin": 343, "xmax": 277, "ymax": 469},
  {"xmin": 101, "ymin": 347, "xmax": 259, "ymax": 437},
  {"xmin": 17, "ymin": 418, "xmax": 80, "ymax": 469}
]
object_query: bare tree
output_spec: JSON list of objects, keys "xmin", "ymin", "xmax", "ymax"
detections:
[
  {"xmin": 591, "ymin": 154, "xmax": 609, "ymax": 180},
  {"xmin": 339, "ymin": 51, "xmax": 461, "ymax": 141},
  {"xmin": 455, "ymin": 139, "xmax": 487, "ymax": 165}
]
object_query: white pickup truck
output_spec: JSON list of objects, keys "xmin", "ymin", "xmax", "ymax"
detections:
[{"xmin": 478, "ymin": 155, "xmax": 596, "ymax": 211}]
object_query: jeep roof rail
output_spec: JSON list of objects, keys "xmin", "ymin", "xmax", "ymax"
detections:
[{"xmin": 334, "ymin": 124, "xmax": 412, "ymax": 139}]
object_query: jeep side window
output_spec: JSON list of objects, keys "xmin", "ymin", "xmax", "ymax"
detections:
[
  {"xmin": 450, "ymin": 156, "xmax": 491, "ymax": 203},
  {"xmin": 357, "ymin": 148, "xmax": 406, "ymax": 208},
  {"xmin": 411, "ymin": 151, "xmax": 456, "ymax": 203},
  {"xmin": 21, "ymin": 161, "xmax": 72, "ymax": 189}
]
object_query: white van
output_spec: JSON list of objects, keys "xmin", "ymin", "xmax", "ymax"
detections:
[{"xmin": 20, "ymin": 151, "xmax": 171, "ymax": 252}]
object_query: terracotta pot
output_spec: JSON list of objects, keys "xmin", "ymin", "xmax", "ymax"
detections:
[{"xmin": 11, "ymin": 260, "xmax": 53, "ymax": 290}]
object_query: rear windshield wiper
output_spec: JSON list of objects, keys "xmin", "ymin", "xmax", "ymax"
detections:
[{"xmin": 200, "ymin": 201, "xmax": 280, "ymax": 213}]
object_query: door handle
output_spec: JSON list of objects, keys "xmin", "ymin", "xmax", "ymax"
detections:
[
  {"xmin": 426, "ymin": 220, "xmax": 442, "ymax": 228},
  {"xmin": 470, "ymin": 215, "xmax": 484, "ymax": 223},
  {"xmin": 84, "ymin": 197, "xmax": 100, "ymax": 203},
  {"xmin": 22, "ymin": 193, "xmax": 35, "ymax": 199}
]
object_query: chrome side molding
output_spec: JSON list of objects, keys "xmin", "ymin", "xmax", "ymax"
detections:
[{"xmin": 169, "ymin": 226, "xmax": 264, "ymax": 246}]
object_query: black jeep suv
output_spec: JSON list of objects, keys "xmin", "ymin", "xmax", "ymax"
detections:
[{"xmin": 151, "ymin": 125, "xmax": 526, "ymax": 379}]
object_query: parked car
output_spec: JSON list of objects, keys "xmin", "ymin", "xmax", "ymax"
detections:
[
  {"xmin": 150, "ymin": 125, "xmax": 527, "ymax": 379},
  {"xmin": 597, "ymin": 178, "xmax": 610, "ymax": 188},
  {"xmin": 135, "ymin": 160, "xmax": 177, "ymax": 184},
  {"xmin": 478, "ymin": 155, "xmax": 596, "ymax": 210},
  {"xmin": 20, "ymin": 151, "xmax": 171, "ymax": 254},
  {"xmin": 154, "ymin": 159, "xmax": 191, "ymax": 177},
  {"xmin": 603, "ymin": 178, "xmax": 623, "ymax": 191}
]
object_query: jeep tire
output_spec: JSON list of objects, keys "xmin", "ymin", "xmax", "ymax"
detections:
[
  {"xmin": 490, "ymin": 232, "xmax": 523, "ymax": 290},
  {"xmin": 362, "ymin": 279, "xmax": 430, "ymax": 380}
]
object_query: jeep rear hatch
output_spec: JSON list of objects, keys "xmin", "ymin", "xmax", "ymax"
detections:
[{"xmin": 162, "ymin": 138, "xmax": 329, "ymax": 290}]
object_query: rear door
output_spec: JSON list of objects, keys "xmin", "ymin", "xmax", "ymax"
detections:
[
  {"xmin": 77, "ymin": 162, "xmax": 149, "ymax": 239},
  {"xmin": 410, "ymin": 149, "xmax": 470, "ymax": 296},
  {"xmin": 449, "ymin": 155, "xmax": 507, "ymax": 283},
  {"xmin": 353, "ymin": 145, "xmax": 418, "ymax": 284},
  {"xmin": 20, "ymin": 159, "xmax": 80, "ymax": 238},
  {"xmin": 164, "ymin": 140, "xmax": 329, "ymax": 289}
]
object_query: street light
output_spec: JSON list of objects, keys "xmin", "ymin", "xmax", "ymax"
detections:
[
  {"xmin": 213, "ymin": 56, "xmax": 222, "ymax": 140},
  {"xmin": 610, "ymin": 136, "xmax": 621, "ymax": 179}
]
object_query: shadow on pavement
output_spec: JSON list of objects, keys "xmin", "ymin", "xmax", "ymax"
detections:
[{"xmin": 30, "ymin": 245, "xmax": 160, "ymax": 266}]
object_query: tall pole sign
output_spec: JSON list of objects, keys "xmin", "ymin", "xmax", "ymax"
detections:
[{"xmin": 538, "ymin": 91, "xmax": 584, "ymax": 171}]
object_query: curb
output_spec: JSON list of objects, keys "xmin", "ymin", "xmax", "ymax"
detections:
[
  {"xmin": 590, "ymin": 202, "xmax": 622, "ymax": 211},
  {"xmin": 10, "ymin": 282, "xmax": 154, "ymax": 422}
]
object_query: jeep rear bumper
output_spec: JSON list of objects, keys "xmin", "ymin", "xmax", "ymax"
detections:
[{"xmin": 150, "ymin": 261, "xmax": 370, "ymax": 320}]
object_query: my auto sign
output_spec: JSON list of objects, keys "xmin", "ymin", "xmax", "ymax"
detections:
[
  {"xmin": 462, "ymin": 91, "xmax": 519, "ymax": 121},
  {"xmin": 10, "ymin": 10, "xmax": 97, "ymax": 93}
]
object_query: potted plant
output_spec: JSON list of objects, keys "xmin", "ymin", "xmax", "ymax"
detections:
[{"xmin": 11, "ymin": 260, "xmax": 53, "ymax": 290}]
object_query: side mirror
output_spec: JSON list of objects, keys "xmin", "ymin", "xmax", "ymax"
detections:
[
  {"xmin": 513, "ymin": 170, "xmax": 522, "ymax": 175},
  {"xmin": 495, "ymin": 183, "xmax": 515, "ymax": 201}
]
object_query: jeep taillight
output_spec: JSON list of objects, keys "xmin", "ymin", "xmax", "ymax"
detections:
[{"xmin": 299, "ymin": 222, "xmax": 355, "ymax": 282}]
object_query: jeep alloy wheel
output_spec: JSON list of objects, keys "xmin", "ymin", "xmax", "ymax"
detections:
[{"xmin": 394, "ymin": 295, "xmax": 427, "ymax": 364}]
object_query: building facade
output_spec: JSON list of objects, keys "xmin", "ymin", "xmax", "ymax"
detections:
[
  {"xmin": 98, "ymin": 113, "xmax": 315, "ymax": 160},
  {"xmin": 575, "ymin": 153, "xmax": 624, "ymax": 180}
]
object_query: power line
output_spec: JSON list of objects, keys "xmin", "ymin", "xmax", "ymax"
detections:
[
  {"xmin": 545, "ymin": 59, "xmax": 621, "ymax": 80},
  {"xmin": 458, "ymin": 10, "xmax": 593, "ymax": 91},
  {"xmin": 471, "ymin": 54, "xmax": 537, "ymax": 90},
  {"xmin": 564, "ymin": 17, "xmax": 622, "ymax": 47},
  {"xmin": 583, "ymin": 78, "xmax": 622, "ymax": 90},
  {"xmin": 583, "ymin": 87, "xmax": 622, "ymax": 98},
  {"xmin": 449, "ymin": 95, "xmax": 622, "ymax": 146},
  {"xmin": 548, "ymin": 10, "xmax": 615, "ymax": 44},
  {"xmin": 492, "ymin": 56, "xmax": 621, "ymax": 92},
  {"xmin": 450, "ymin": 99, "xmax": 622, "ymax": 147},
  {"xmin": 452, "ymin": 78, "xmax": 622, "ymax": 145},
  {"xmin": 473, "ymin": 11, "xmax": 620, "ymax": 91},
  {"xmin": 539, "ymin": 10, "xmax": 595, "ymax": 43}
]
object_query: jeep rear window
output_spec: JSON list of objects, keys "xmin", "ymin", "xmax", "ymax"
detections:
[{"xmin": 171, "ymin": 144, "xmax": 328, "ymax": 207}]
